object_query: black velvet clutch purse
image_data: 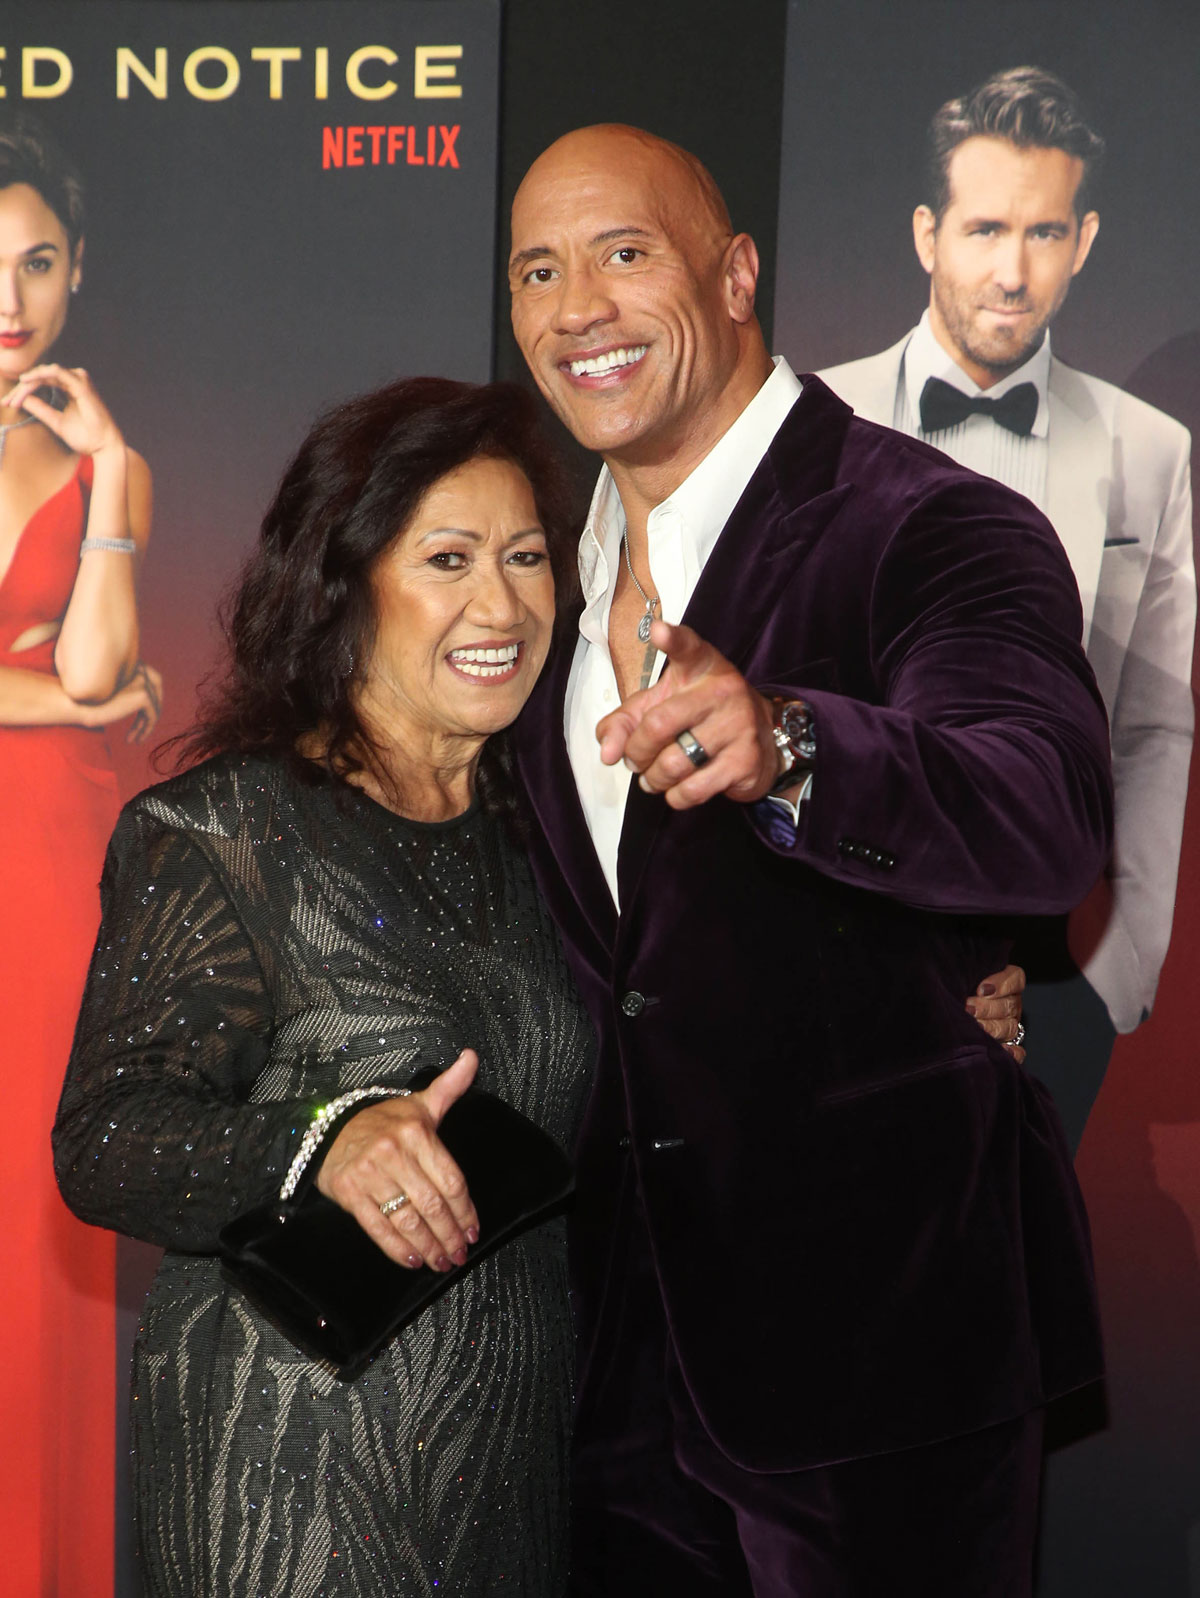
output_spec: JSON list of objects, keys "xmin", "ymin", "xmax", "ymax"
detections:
[{"xmin": 219, "ymin": 1068, "xmax": 574, "ymax": 1380}]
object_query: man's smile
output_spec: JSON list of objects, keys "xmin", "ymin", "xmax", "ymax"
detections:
[{"xmin": 560, "ymin": 344, "xmax": 649, "ymax": 384}]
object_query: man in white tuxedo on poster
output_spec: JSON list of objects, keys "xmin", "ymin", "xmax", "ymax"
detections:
[{"xmin": 822, "ymin": 66, "xmax": 1195, "ymax": 1150}]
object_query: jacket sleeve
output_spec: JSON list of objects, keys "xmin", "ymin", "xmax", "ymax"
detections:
[
  {"xmin": 53, "ymin": 804, "xmax": 319, "ymax": 1253},
  {"xmin": 1083, "ymin": 431, "xmax": 1195, "ymax": 1030},
  {"xmin": 754, "ymin": 474, "xmax": 1114, "ymax": 915}
]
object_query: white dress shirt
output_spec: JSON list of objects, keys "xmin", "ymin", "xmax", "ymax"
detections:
[
  {"xmin": 894, "ymin": 310, "xmax": 1052, "ymax": 511},
  {"xmin": 565, "ymin": 356, "xmax": 805, "ymax": 907}
]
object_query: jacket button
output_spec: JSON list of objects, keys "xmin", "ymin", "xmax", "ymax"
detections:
[
  {"xmin": 620, "ymin": 991, "xmax": 646, "ymax": 1018},
  {"xmin": 617, "ymin": 1134, "xmax": 632, "ymax": 1152}
]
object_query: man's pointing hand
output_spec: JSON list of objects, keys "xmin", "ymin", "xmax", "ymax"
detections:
[{"xmin": 596, "ymin": 620, "xmax": 786, "ymax": 809}]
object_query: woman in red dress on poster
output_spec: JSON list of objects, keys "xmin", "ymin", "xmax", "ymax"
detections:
[{"xmin": 0, "ymin": 115, "xmax": 159, "ymax": 1597}]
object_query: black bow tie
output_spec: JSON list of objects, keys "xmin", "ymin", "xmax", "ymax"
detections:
[{"xmin": 919, "ymin": 376, "xmax": 1039, "ymax": 438}]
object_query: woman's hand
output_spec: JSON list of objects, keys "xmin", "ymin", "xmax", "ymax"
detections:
[
  {"xmin": 7, "ymin": 363, "xmax": 124, "ymax": 459},
  {"xmin": 966, "ymin": 964, "xmax": 1026, "ymax": 1064},
  {"xmin": 317, "ymin": 1049, "xmax": 482, "ymax": 1271},
  {"xmin": 79, "ymin": 662, "xmax": 163, "ymax": 742}
]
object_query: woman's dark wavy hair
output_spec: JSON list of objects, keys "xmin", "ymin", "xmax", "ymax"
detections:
[
  {"xmin": 174, "ymin": 377, "xmax": 578, "ymax": 819},
  {"xmin": 0, "ymin": 111, "xmax": 84, "ymax": 254}
]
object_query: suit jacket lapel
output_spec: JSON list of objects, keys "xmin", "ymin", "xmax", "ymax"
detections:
[
  {"xmin": 517, "ymin": 626, "xmax": 618, "ymax": 961},
  {"xmin": 683, "ymin": 381, "xmax": 855, "ymax": 659},
  {"xmin": 1046, "ymin": 358, "xmax": 1113, "ymax": 648},
  {"xmin": 616, "ymin": 378, "xmax": 856, "ymax": 914}
]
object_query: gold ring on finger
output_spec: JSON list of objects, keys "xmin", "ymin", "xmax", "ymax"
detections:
[{"xmin": 379, "ymin": 1191, "xmax": 410, "ymax": 1217}]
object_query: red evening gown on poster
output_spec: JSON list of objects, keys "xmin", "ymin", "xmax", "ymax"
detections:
[{"xmin": 0, "ymin": 456, "xmax": 117, "ymax": 1598}]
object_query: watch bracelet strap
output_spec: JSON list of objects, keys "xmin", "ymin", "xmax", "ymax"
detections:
[{"xmin": 768, "ymin": 735, "xmax": 800, "ymax": 793}]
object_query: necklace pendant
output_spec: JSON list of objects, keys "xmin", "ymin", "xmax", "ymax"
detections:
[{"xmin": 637, "ymin": 612, "xmax": 653, "ymax": 643}]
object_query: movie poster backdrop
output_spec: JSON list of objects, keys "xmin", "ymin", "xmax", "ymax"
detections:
[
  {"xmin": 776, "ymin": 4, "xmax": 1200, "ymax": 1593},
  {"xmin": 0, "ymin": 4, "xmax": 499, "ymax": 1593}
]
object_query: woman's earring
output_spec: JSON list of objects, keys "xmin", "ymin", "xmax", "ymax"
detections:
[
  {"xmin": 70, "ymin": 281, "xmax": 80, "ymax": 295},
  {"xmin": 340, "ymin": 647, "xmax": 355, "ymax": 678}
]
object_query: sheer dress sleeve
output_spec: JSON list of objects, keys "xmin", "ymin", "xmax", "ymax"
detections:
[{"xmin": 54, "ymin": 803, "xmax": 318, "ymax": 1253}]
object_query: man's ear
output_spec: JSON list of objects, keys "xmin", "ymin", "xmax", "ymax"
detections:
[
  {"xmin": 912, "ymin": 206, "xmax": 936, "ymax": 276},
  {"xmin": 1072, "ymin": 211, "xmax": 1099, "ymax": 277},
  {"xmin": 723, "ymin": 233, "xmax": 760, "ymax": 325}
]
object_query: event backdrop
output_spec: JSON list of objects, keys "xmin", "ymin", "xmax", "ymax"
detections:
[
  {"xmin": 0, "ymin": 3, "xmax": 500, "ymax": 1592},
  {"xmin": 13, "ymin": 0, "xmax": 501, "ymax": 771},
  {"xmin": 776, "ymin": 3, "xmax": 1200, "ymax": 1593},
  {"xmin": 8, "ymin": 0, "xmax": 1198, "ymax": 1590}
]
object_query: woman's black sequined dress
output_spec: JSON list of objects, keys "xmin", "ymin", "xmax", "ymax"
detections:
[{"xmin": 55, "ymin": 752, "xmax": 595, "ymax": 1597}]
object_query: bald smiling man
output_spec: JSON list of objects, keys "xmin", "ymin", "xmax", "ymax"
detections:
[{"xmin": 506, "ymin": 126, "xmax": 1113, "ymax": 1597}]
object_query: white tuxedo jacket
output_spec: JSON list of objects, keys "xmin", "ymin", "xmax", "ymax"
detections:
[{"xmin": 821, "ymin": 334, "xmax": 1196, "ymax": 1032}]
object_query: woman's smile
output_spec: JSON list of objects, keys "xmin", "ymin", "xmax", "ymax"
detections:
[{"xmin": 445, "ymin": 640, "xmax": 524, "ymax": 681}]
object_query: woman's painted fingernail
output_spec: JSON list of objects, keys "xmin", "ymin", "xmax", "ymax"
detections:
[
  {"xmin": 434, "ymin": 1255, "xmax": 453, "ymax": 1273},
  {"xmin": 978, "ymin": 982, "xmax": 996, "ymax": 997},
  {"xmin": 466, "ymin": 1226, "xmax": 479, "ymax": 1245},
  {"xmin": 406, "ymin": 1253, "xmax": 423, "ymax": 1269},
  {"xmin": 452, "ymin": 1247, "xmax": 469, "ymax": 1267}
]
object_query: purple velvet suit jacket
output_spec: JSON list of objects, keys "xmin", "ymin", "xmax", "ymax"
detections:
[{"xmin": 511, "ymin": 376, "xmax": 1113, "ymax": 1473}]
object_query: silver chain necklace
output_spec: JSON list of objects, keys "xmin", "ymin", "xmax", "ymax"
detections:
[
  {"xmin": 0, "ymin": 411, "xmax": 34, "ymax": 467},
  {"xmin": 622, "ymin": 531, "xmax": 660, "ymax": 643}
]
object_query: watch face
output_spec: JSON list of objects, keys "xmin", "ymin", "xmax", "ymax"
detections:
[{"xmin": 780, "ymin": 701, "xmax": 816, "ymax": 760}]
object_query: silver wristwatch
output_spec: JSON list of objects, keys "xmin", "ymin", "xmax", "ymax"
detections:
[{"xmin": 769, "ymin": 697, "xmax": 817, "ymax": 791}]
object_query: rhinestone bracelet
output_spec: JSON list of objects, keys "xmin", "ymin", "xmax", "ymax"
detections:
[
  {"xmin": 80, "ymin": 537, "xmax": 137, "ymax": 556},
  {"xmin": 279, "ymin": 1084, "xmax": 411, "ymax": 1201}
]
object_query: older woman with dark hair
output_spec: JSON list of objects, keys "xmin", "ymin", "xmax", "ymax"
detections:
[{"xmin": 54, "ymin": 377, "xmax": 594, "ymax": 1597}]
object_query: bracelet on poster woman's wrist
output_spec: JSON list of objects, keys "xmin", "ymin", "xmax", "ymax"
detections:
[{"xmin": 79, "ymin": 537, "xmax": 136, "ymax": 556}]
